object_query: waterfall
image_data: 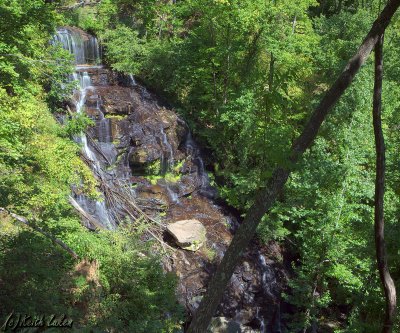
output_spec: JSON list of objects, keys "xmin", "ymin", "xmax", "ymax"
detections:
[
  {"xmin": 257, "ymin": 253, "xmax": 282, "ymax": 332},
  {"xmin": 129, "ymin": 74, "xmax": 137, "ymax": 86},
  {"xmin": 159, "ymin": 126, "xmax": 174, "ymax": 174},
  {"xmin": 53, "ymin": 28, "xmax": 282, "ymax": 331},
  {"xmin": 166, "ymin": 186, "xmax": 179, "ymax": 204},
  {"xmin": 158, "ymin": 126, "xmax": 180, "ymax": 203},
  {"xmin": 53, "ymin": 28, "xmax": 100, "ymax": 65},
  {"xmin": 96, "ymin": 100, "xmax": 112, "ymax": 143},
  {"xmin": 54, "ymin": 28, "xmax": 114, "ymax": 230},
  {"xmin": 257, "ymin": 254, "xmax": 277, "ymax": 299},
  {"xmin": 184, "ymin": 131, "xmax": 211, "ymax": 189},
  {"xmin": 256, "ymin": 307, "xmax": 266, "ymax": 333}
]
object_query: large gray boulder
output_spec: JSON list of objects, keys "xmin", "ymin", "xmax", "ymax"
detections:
[{"xmin": 167, "ymin": 219, "xmax": 206, "ymax": 251}]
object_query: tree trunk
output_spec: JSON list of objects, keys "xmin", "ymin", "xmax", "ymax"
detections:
[
  {"xmin": 269, "ymin": 52, "xmax": 275, "ymax": 92},
  {"xmin": 373, "ymin": 33, "xmax": 397, "ymax": 333},
  {"xmin": 186, "ymin": 1, "xmax": 400, "ymax": 332},
  {"xmin": 241, "ymin": 28, "xmax": 264, "ymax": 78}
]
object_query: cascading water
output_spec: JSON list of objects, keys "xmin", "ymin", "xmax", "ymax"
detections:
[
  {"xmin": 184, "ymin": 131, "xmax": 218, "ymax": 200},
  {"xmin": 129, "ymin": 74, "xmax": 137, "ymax": 86},
  {"xmin": 53, "ymin": 27, "xmax": 101, "ymax": 65},
  {"xmin": 159, "ymin": 126, "xmax": 174, "ymax": 174},
  {"xmin": 184, "ymin": 131, "xmax": 209, "ymax": 186},
  {"xmin": 98, "ymin": 108, "xmax": 112, "ymax": 143},
  {"xmin": 256, "ymin": 307, "xmax": 266, "ymax": 333},
  {"xmin": 54, "ymin": 29, "xmax": 114, "ymax": 230}
]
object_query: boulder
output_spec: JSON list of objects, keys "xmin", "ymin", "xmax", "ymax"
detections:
[
  {"xmin": 128, "ymin": 145, "xmax": 162, "ymax": 174},
  {"xmin": 167, "ymin": 219, "xmax": 206, "ymax": 251}
]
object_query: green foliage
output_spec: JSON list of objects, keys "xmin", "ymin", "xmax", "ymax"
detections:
[
  {"xmin": 0, "ymin": 88, "xmax": 98, "ymax": 218},
  {"xmin": 0, "ymin": 219, "xmax": 184, "ymax": 332},
  {"xmin": 257, "ymin": 211, "xmax": 291, "ymax": 243},
  {"xmin": 2, "ymin": 0, "xmax": 400, "ymax": 331},
  {"xmin": 147, "ymin": 159, "xmax": 162, "ymax": 175},
  {"xmin": 84, "ymin": 0, "xmax": 400, "ymax": 330},
  {"xmin": 87, "ymin": 229, "xmax": 184, "ymax": 332},
  {"xmin": 0, "ymin": 220, "xmax": 78, "ymax": 317},
  {"xmin": 63, "ymin": 111, "xmax": 95, "ymax": 137},
  {"xmin": 0, "ymin": 0, "xmax": 63, "ymax": 92},
  {"xmin": 102, "ymin": 25, "xmax": 148, "ymax": 74},
  {"xmin": 0, "ymin": 2, "xmax": 183, "ymax": 332}
]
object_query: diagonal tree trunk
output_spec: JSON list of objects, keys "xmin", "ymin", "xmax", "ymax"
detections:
[
  {"xmin": 372, "ymin": 33, "xmax": 397, "ymax": 333},
  {"xmin": 187, "ymin": 1, "xmax": 400, "ymax": 332}
]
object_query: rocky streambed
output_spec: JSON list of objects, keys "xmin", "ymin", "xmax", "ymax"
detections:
[{"xmin": 57, "ymin": 26, "xmax": 286, "ymax": 333}]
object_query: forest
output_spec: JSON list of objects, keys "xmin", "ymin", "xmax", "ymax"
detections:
[{"xmin": 0, "ymin": 0, "xmax": 400, "ymax": 332}]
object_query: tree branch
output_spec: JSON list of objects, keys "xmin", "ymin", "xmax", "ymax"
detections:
[{"xmin": 0, "ymin": 208, "xmax": 79, "ymax": 260}]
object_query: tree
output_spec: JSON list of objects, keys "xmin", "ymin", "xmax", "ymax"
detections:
[
  {"xmin": 187, "ymin": 1, "xmax": 400, "ymax": 332},
  {"xmin": 373, "ymin": 33, "xmax": 397, "ymax": 333}
]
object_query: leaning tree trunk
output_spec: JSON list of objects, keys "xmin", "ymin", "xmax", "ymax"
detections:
[
  {"xmin": 372, "ymin": 33, "xmax": 397, "ymax": 333},
  {"xmin": 186, "ymin": 1, "xmax": 400, "ymax": 332}
]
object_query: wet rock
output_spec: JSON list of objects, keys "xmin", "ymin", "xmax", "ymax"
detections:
[
  {"xmin": 128, "ymin": 145, "xmax": 162, "ymax": 174},
  {"xmin": 167, "ymin": 219, "xmax": 206, "ymax": 251},
  {"xmin": 188, "ymin": 295, "xmax": 203, "ymax": 312},
  {"xmin": 109, "ymin": 117, "xmax": 129, "ymax": 142},
  {"xmin": 136, "ymin": 185, "xmax": 169, "ymax": 208},
  {"xmin": 95, "ymin": 86, "xmax": 135, "ymax": 115},
  {"xmin": 235, "ymin": 310, "xmax": 254, "ymax": 325},
  {"xmin": 208, "ymin": 317, "xmax": 260, "ymax": 333}
]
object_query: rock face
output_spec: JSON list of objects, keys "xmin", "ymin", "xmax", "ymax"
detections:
[{"xmin": 167, "ymin": 220, "xmax": 206, "ymax": 251}]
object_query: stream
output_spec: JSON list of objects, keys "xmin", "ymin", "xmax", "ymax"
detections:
[{"xmin": 53, "ymin": 26, "xmax": 284, "ymax": 333}]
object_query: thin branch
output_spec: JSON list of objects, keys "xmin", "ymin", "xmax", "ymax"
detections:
[
  {"xmin": 86, "ymin": 132, "xmax": 113, "ymax": 166},
  {"xmin": 0, "ymin": 207, "xmax": 79, "ymax": 260}
]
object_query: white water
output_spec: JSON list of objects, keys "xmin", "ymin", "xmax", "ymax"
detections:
[
  {"xmin": 129, "ymin": 74, "xmax": 137, "ymax": 86},
  {"xmin": 160, "ymin": 126, "xmax": 174, "ymax": 173},
  {"xmin": 74, "ymin": 74, "xmax": 113, "ymax": 229},
  {"xmin": 184, "ymin": 131, "xmax": 211, "ymax": 188},
  {"xmin": 256, "ymin": 253, "xmax": 281, "ymax": 332},
  {"xmin": 53, "ymin": 28, "xmax": 100, "ymax": 64},
  {"xmin": 166, "ymin": 185, "xmax": 180, "ymax": 204},
  {"xmin": 55, "ymin": 28, "xmax": 114, "ymax": 229},
  {"xmin": 258, "ymin": 254, "xmax": 277, "ymax": 298},
  {"xmin": 96, "ymin": 100, "xmax": 112, "ymax": 143},
  {"xmin": 256, "ymin": 307, "xmax": 266, "ymax": 333}
]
